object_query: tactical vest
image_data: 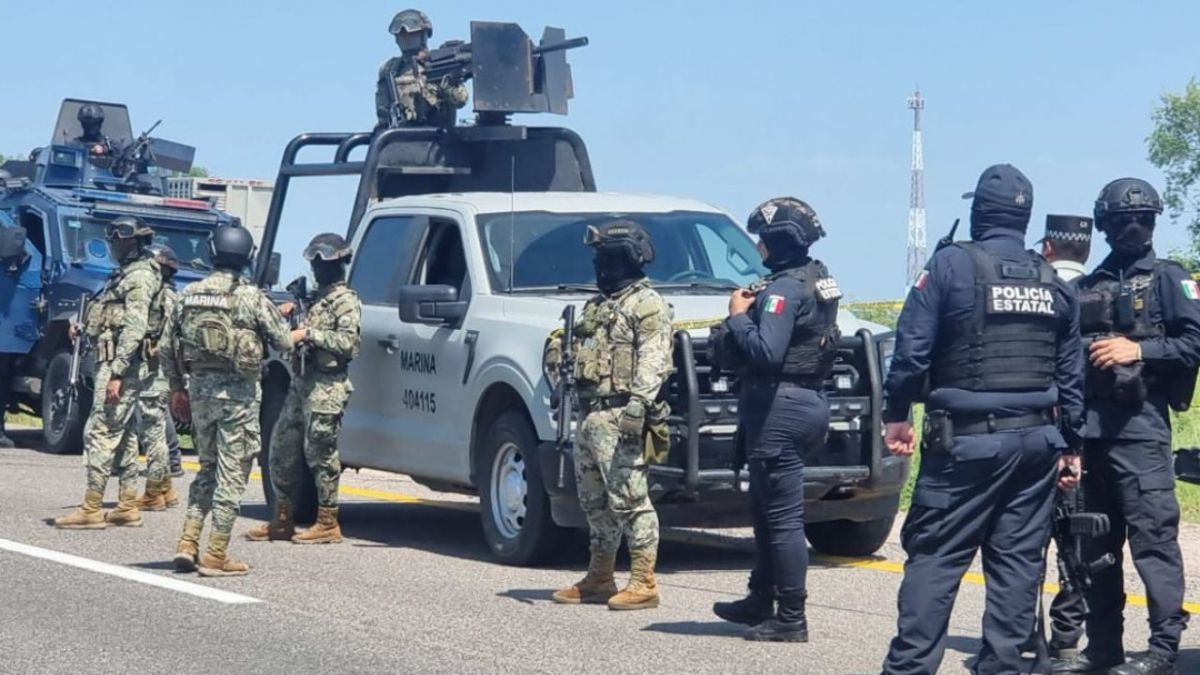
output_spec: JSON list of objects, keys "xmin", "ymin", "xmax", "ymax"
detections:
[
  {"xmin": 308, "ymin": 284, "xmax": 359, "ymax": 375},
  {"xmin": 1076, "ymin": 262, "xmax": 1167, "ymax": 404},
  {"xmin": 178, "ymin": 276, "xmax": 264, "ymax": 377},
  {"xmin": 572, "ymin": 282, "xmax": 666, "ymax": 398},
  {"xmin": 929, "ymin": 243, "xmax": 1061, "ymax": 392},
  {"xmin": 87, "ymin": 258, "xmax": 162, "ymax": 362}
]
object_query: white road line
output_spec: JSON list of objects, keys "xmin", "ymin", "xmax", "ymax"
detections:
[{"xmin": 0, "ymin": 537, "xmax": 260, "ymax": 605}]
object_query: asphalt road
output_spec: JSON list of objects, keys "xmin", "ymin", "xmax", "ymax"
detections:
[{"xmin": 1, "ymin": 429, "xmax": 1198, "ymax": 675}]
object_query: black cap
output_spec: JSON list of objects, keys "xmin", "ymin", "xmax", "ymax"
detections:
[
  {"xmin": 1037, "ymin": 214, "xmax": 1093, "ymax": 246},
  {"xmin": 962, "ymin": 164, "xmax": 1033, "ymax": 214}
]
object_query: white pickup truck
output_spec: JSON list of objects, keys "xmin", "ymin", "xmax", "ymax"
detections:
[{"xmin": 258, "ymin": 188, "xmax": 907, "ymax": 565}]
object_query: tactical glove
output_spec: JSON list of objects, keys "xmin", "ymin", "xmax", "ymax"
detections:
[{"xmin": 617, "ymin": 399, "xmax": 646, "ymax": 442}]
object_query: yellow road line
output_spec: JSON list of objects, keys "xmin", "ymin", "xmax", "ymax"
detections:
[{"xmin": 178, "ymin": 460, "xmax": 1200, "ymax": 612}]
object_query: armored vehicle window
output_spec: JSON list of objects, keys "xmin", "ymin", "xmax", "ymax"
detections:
[
  {"xmin": 59, "ymin": 216, "xmax": 214, "ymax": 272},
  {"xmin": 413, "ymin": 219, "xmax": 468, "ymax": 296},
  {"xmin": 18, "ymin": 211, "xmax": 47, "ymax": 256},
  {"xmin": 349, "ymin": 215, "xmax": 423, "ymax": 305},
  {"xmin": 476, "ymin": 210, "xmax": 767, "ymax": 293}
]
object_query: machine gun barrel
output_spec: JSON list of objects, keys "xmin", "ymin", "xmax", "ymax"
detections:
[
  {"xmin": 555, "ymin": 304, "xmax": 577, "ymax": 488},
  {"xmin": 286, "ymin": 276, "xmax": 310, "ymax": 376},
  {"xmin": 531, "ymin": 36, "xmax": 589, "ymax": 55}
]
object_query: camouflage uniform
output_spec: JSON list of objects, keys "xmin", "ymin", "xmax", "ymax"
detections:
[
  {"xmin": 269, "ymin": 281, "xmax": 361, "ymax": 509},
  {"xmin": 163, "ymin": 269, "xmax": 292, "ymax": 568},
  {"xmin": 81, "ymin": 256, "xmax": 163, "ymax": 499},
  {"xmin": 572, "ymin": 279, "xmax": 673, "ymax": 557},
  {"xmin": 375, "ymin": 54, "xmax": 469, "ymax": 129},
  {"xmin": 134, "ymin": 285, "xmax": 177, "ymax": 485}
]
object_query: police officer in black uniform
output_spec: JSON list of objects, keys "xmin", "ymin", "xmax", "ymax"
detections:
[
  {"xmin": 1055, "ymin": 178, "xmax": 1197, "ymax": 675},
  {"xmin": 74, "ymin": 104, "xmax": 112, "ymax": 160},
  {"xmin": 710, "ymin": 197, "xmax": 841, "ymax": 643},
  {"xmin": 880, "ymin": 164, "xmax": 1084, "ymax": 675}
]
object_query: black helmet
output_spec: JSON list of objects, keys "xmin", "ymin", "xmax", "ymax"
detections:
[
  {"xmin": 1094, "ymin": 178, "xmax": 1163, "ymax": 223},
  {"xmin": 77, "ymin": 104, "xmax": 105, "ymax": 126},
  {"xmin": 105, "ymin": 216, "xmax": 153, "ymax": 240},
  {"xmin": 584, "ymin": 219, "xmax": 655, "ymax": 266},
  {"xmin": 145, "ymin": 243, "xmax": 179, "ymax": 275},
  {"xmin": 209, "ymin": 224, "xmax": 256, "ymax": 269},
  {"xmin": 389, "ymin": 9, "xmax": 432, "ymax": 36},
  {"xmin": 303, "ymin": 232, "xmax": 353, "ymax": 263},
  {"xmin": 747, "ymin": 197, "xmax": 825, "ymax": 248}
]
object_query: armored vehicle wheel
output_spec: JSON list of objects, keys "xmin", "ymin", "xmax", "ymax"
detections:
[
  {"xmin": 805, "ymin": 513, "xmax": 896, "ymax": 558},
  {"xmin": 42, "ymin": 351, "xmax": 88, "ymax": 455},
  {"xmin": 478, "ymin": 410, "xmax": 569, "ymax": 566},
  {"xmin": 259, "ymin": 373, "xmax": 318, "ymax": 524}
]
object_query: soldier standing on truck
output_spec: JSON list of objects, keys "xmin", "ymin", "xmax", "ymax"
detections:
[
  {"xmin": 164, "ymin": 225, "xmax": 294, "ymax": 577},
  {"xmin": 879, "ymin": 165, "xmax": 1084, "ymax": 675},
  {"xmin": 374, "ymin": 9, "xmax": 469, "ymax": 130},
  {"xmin": 247, "ymin": 233, "xmax": 361, "ymax": 545},
  {"xmin": 73, "ymin": 104, "xmax": 113, "ymax": 161},
  {"xmin": 131, "ymin": 243, "xmax": 182, "ymax": 512},
  {"xmin": 549, "ymin": 220, "xmax": 673, "ymax": 611},
  {"xmin": 54, "ymin": 216, "xmax": 164, "ymax": 530},
  {"xmin": 710, "ymin": 197, "xmax": 841, "ymax": 643}
]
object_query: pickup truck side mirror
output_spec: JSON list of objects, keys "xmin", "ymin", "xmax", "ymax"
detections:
[
  {"xmin": 398, "ymin": 284, "xmax": 467, "ymax": 326},
  {"xmin": 0, "ymin": 227, "xmax": 28, "ymax": 268},
  {"xmin": 261, "ymin": 252, "xmax": 282, "ymax": 288}
]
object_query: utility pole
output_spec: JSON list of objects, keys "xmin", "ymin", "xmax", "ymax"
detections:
[{"xmin": 906, "ymin": 89, "xmax": 926, "ymax": 288}]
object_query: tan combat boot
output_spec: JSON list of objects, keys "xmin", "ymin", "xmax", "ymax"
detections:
[
  {"xmin": 104, "ymin": 488, "xmax": 143, "ymax": 527},
  {"xmin": 161, "ymin": 478, "xmax": 180, "ymax": 508},
  {"xmin": 197, "ymin": 532, "xmax": 250, "ymax": 577},
  {"xmin": 135, "ymin": 479, "xmax": 167, "ymax": 512},
  {"xmin": 174, "ymin": 517, "xmax": 204, "ymax": 572},
  {"xmin": 53, "ymin": 490, "xmax": 107, "ymax": 530},
  {"xmin": 608, "ymin": 548, "xmax": 660, "ymax": 610},
  {"xmin": 245, "ymin": 501, "xmax": 295, "ymax": 542},
  {"xmin": 552, "ymin": 550, "xmax": 618, "ymax": 604},
  {"xmin": 292, "ymin": 506, "xmax": 343, "ymax": 544}
]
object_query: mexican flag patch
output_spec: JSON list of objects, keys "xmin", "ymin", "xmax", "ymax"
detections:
[
  {"xmin": 764, "ymin": 295, "xmax": 786, "ymax": 314},
  {"xmin": 914, "ymin": 270, "xmax": 930, "ymax": 290},
  {"xmin": 1183, "ymin": 279, "xmax": 1200, "ymax": 300}
]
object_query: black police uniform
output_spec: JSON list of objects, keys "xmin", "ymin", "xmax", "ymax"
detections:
[
  {"xmin": 881, "ymin": 167, "xmax": 1084, "ymax": 675},
  {"xmin": 1074, "ymin": 247, "xmax": 1198, "ymax": 665},
  {"xmin": 725, "ymin": 258, "xmax": 840, "ymax": 621}
]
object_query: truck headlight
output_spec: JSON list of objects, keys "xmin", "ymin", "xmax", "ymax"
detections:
[{"xmin": 878, "ymin": 335, "xmax": 896, "ymax": 376}]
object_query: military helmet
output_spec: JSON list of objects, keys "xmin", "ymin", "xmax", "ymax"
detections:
[
  {"xmin": 303, "ymin": 232, "xmax": 353, "ymax": 263},
  {"xmin": 747, "ymin": 197, "xmax": 825, "ymax": 247},
  {"xmin": 389, "ymin": 9, "xmax": 432, "ymax": 36},
  {"xmin": 145, "ymin": 243, "xmax": 179, "ymax": 274},
  {"xmin": 105, "ymin": 216, "xmax": 153, "ymax": 240},
  {"xmin": 1094, "ymin": 178, "xmax": 1163, "ymax": 222},
  {"xmin": 77, "ymin": 104, "xmax": 105, "ymax": 125},
  {"xmin": 208, "ymin": 224, "xmax": 256, "ymax": 269},
  {"xmin": 583, "ymin": 219, "xmax": 655, "ymax": 265}
]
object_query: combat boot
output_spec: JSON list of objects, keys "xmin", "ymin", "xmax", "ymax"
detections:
[
  {"xmin": 104, "ymin": 488, "xmax": 143, "ymax": 527},
  {"xmin": 53, "ymin": 490, "xmax": 107, "ymax": 530},
  {"xmin": 713, "ymin": 587, "xmax": 775, "ymax": 626},
  {"xmin": 197, "ymin": 532, "xmax": 250, "ymax": 577},
  {"xmin": 1052, "ymin": 649, "xmax": 1125, "ymax": 673},
  {"xmin": 174, "ymin": 517, "xmax": 204, "ymax": 572},
  {"xmin": 552, "ymin": 551, "xmax": 618, "ymax": 604},
  {"xmin": 135, "ymin": 479, "xmax": 167, "ymax": 512},
  {"xmin": 245, "ymin": 501, "xmax": 295, "ymax": 542},
  {"xmin": 161, "ymin": 478, "xmax": 179, "ymax": 508},
  {"xmin": 1109, "ymin": 653, "xmax": 1175, "ymax": 675},
  {"xmin": 607, "ymin": 548, "xmax": 660, "ymax": 610},
  {"xmin": 291, "ymin": 506, "xmax": 343, "ymax": 544},
  {"xmin": 744, "ymin": 590, "xmax": 808, "ymax": 642}
]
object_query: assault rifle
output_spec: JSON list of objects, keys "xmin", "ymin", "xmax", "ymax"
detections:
[
  {"xmin": 935, "ymin": 218, "xmax": 959, "ymax": 254},
  {"xmin": 66, "ymin": 292, "xmax": 90, "ymax": 423},
  {"xmin": 553, "ymin": 305, "xmax": 577, "ymax": 488},
  {"xmin": 286, "ymin": 276, "xmax": 310, "ymax": 376}
]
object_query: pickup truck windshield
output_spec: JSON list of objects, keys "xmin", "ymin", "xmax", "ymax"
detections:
[
  {"xmin": 61, "ymin": 215, "xmax": 215, "ymax": 271},
  {"xmin": 477, "ymin": 210, "xmax": 767, "ymax": 293}
]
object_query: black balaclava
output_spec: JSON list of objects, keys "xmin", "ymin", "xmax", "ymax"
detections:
[
  {"xmin": 593, "ymin": 247, "xmax": 644, "ymax": 296},
  {"xmin": 312, "ymin": 259, "xmax": 347, "ymax": 287},
  {"xmin": 1102, "ymin": 213, "xmax": 1155, "ymax": 259},
  {"xmin": 760, "ymin": 231, "xmax": 809, "ymax": 272},
  {"xmin": 965, "ymin": 164, "xmax": 1033, "ymax": 240}
]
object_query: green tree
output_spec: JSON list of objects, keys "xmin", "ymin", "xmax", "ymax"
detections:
[
  {"xmin": 1148, "ymin": 78, "xmax": 1200, "ymax": 266},
  {"xmin": 188, "ymin": 165, "xmax": 210, "ymax": 178}
]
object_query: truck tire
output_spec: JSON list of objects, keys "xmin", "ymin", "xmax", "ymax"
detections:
[
  {"xmin": 478, "ymin": 410, "xmax": 569, "ymax": 566},
  {"xmin": 41, "ymin": 351, "xmax": 88, "ymax": 455},
  {"xmin": 258, "ymin": 376, "xmax": 318, "ymax": 524},
  {"xmin": 805, "ymin": 513, "xmax": 897, "ymax": 558}
]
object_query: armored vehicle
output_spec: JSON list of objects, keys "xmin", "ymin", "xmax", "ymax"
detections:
[
  {"xmin": 255, "ymin": 21, "xmax": 906, "ymax": 564},
  {"xmin": 0, "ymin": 99, "xmax": 243, "ymax": 453}
]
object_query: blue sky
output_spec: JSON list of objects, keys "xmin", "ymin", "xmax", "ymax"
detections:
[{"xmin": 2, "ymin": 1, "xmax": 1197, "ymax": 300}]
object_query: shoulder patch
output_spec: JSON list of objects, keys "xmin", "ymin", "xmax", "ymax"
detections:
[
  {"xmin": 763, "ymin": 295, "xmax": 787, "ymax": 315},
  {"xmin": 914, "ymin": 270, "xmax": 930, "ymax": 290},
  {"xmin": 815, "ymin": 277, "xmax": 842, "ymax": 302},
  {"xmin": 1181, "ymin": 279, "xmax": 1200, "ymax": 301}
]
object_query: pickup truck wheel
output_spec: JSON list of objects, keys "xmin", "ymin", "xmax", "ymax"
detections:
[
  {"xmin": 259, "ymin": 378, "xmax": 318, "ymax": 524},
  {"xmin": 41, "ymin": 351, "xmax": 88, "ymax": 455},
  {"xmin": 806, "ymin": 513, "xmax": 896, "ymax": 558},
  {"xmin": 478, "ymin": 410, "xmax": 568, "ymax": 566}
]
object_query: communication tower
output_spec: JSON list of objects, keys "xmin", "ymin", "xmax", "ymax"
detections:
[{"xmin": 906, "ymin": 90, "xmax": 926, "ymax": 288}]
